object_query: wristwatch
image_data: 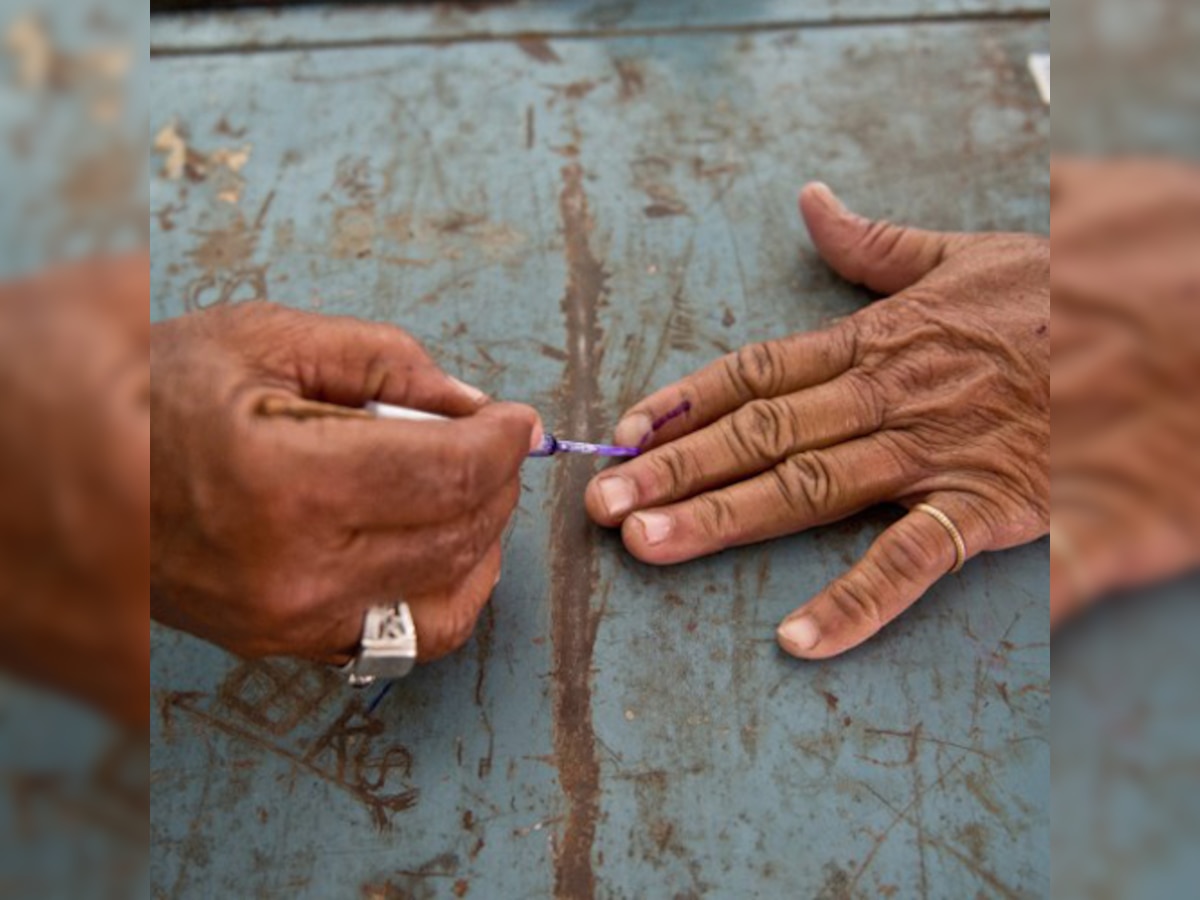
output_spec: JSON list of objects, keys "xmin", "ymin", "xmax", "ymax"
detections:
[{"xmin": 340, "ymin": 601, "xmax": 418, "ymax": 687}]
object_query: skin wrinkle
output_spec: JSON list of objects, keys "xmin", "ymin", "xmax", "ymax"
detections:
[
  {"xmin": 152, "ymin": 302, "xmax": 539, "ymax": 663},
  {"xmin": 590, "ymin": 185, "xmax": 1049, "ymax": 658}
]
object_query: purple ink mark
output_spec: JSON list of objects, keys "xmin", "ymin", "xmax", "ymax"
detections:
[
  {"xmin": 529, "ymin": 434, "xmax": 640, "ymax": 458},
  {"xmin": 639, "ymin": 399, "xmax": 693, "ymax": 447}
]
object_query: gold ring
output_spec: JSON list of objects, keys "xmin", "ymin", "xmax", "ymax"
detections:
[{"xmin": 915, "ymin": 503, "xmax": 967, "ymax": 574}]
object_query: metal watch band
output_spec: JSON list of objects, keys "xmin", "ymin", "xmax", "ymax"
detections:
[{"xmin": 339, "ymin": 601, "xmax": 418, "ymax": 687}]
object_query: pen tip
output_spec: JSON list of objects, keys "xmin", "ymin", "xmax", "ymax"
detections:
[{"xmin": 529, "ymin": 433, "xmax": 558, "ymax": 457}]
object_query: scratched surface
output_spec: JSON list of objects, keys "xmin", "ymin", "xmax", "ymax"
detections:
[
  {"xmin": 149, "ymin": 5, "xmax": 1050, "ymax": 897},
  {"xmin": 148, "ymin": 0, "xmax": 1051, "ymax": 54}
]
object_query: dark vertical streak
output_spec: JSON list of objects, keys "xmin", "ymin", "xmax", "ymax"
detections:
[
  {"xmin": 475, "ymin": 604, "xmax": 496, "ymax": 780},
  {"xmin": 549, "ymin": 161, "xmax": 605, "ymax": 900},
  {"xmin": 526, "ymin": 105, "xmax": 536, "ymax": 150}
]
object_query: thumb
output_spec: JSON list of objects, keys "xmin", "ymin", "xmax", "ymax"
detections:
[{"xmin": 799, "ymin": 182, "xmax": 965, "ymax": 296}]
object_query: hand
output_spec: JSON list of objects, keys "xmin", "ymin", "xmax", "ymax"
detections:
[
  {"xmin": 586, "ymin": 184, "xmax": 1049, "ymax": 659},
  {"xmin": 1051, "ymin": 158, "xmax": 1200, "ymax": 626},
  {"xmin": 151, "ymin": 302, "xmax": 541, "ymax": 664},
  {"xmin": 0, "ymin": 254, "xmax": 150, "ymax": 728}
]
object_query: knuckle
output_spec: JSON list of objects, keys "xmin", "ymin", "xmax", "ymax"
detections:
[
  {"xmin": 728, "ymin": 341, "xmax": 784, "ymax": 396},
  {"xmin": 843, "ymin": 370, "xmax": 885, "ymax": 430},
  {"xmin": 692, "ymin": 492, "xmax": 738, "ymax": 543},
  {"xmin": 444, "ymin": 450, "xmax": 482, "ymax": 513},
  {"xmin": 857, "ymin": 218, "xmax": 906, "ymax": 263},
  {"xmin": 834, "ymin": 319, "xmax": 861, "ymax": 367},
  {"xmin": 731, "ymin": 399, "xmax": 794, "ymax": 460},
  {"xmin": 444, "ymin": 529, "xmax": 484, "ymax": 580},
  {"xmin": 826, "ymin": 576, "xmax": 886, "ymax": 627},
  {"xmin": 646, "ymin": 445, "xmax": 692, "ymax": 497},
  {"xmin": 771, "ymin": 453, "xmax": 838, "ymax": 515},
  {"xmin": 879, "ymin": 525, "xmax": 943, "ymax": 582}
]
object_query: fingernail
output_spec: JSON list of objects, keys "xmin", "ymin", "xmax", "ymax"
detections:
[
  {"xmin": 449, "ymin": 375, "xmax": 488, "ymax": 405},
  {"xmin": 632, "ymin": 511, "xmax": 672, "ymax": 546},
  {"xmin": 597, "ymin": 476, "xmax": 636, "ymax": 519},
  {"xmin": 530, "ymin": 424, "xmax": 547, "ymax": 453},
  {"xmin": 809, "ymin": 182, "xmax": 845, "ymax": 214},
  {"xmin": 614, "ymin": 412, "xmax": 653, "ymax": 449},
  {"xmin": 777, "ymin": 616, "xmax": 821, "ymax": 654}
]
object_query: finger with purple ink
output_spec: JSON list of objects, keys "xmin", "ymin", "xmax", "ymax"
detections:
[
  {"xmin": 613, "ymin": 324, "xmax": 857, "ymax": 451},
  {"xmin": 587, "ymin": 373, "xmax": 882, "ymax": 527}
]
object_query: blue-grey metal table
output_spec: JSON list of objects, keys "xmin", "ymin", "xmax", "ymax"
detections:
[{"xmin": 148, "ymin": 3, "xmax": 1050, "ymax": 896}]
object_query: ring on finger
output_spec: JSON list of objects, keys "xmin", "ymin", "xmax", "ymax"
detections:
[{"xmin": 914, "ymin": 502, "xmax": 967, "ymax": 574}]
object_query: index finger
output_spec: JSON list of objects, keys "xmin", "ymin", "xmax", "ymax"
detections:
[
  {"xmin": 613, "ymin": 322, "xmax": 856, "ymax": 450},
  {"xmin": 257, "ymin": 400, "xmax": 541, "ymax": 527}
]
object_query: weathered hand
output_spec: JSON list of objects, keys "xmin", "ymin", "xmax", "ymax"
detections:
[
  {"xmin": 151, "ymin": 303, "xmax": 541, "ymax": 664},
  {"xmin": 586, "ymin": 184, "xmax": 1049, "ymax": 659},
  {"xmin": 1051, "ymin": 159, "xmax": 1200, "ymax": 626}
]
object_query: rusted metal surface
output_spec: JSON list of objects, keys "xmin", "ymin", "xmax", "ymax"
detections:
[
  {"xmin": 149, "ymin": 0, "xmax": 1051, "ymax": 56},
  {"xmin": 149, "ymin": 4, "xmax": 1050, "ymax": 896},
  {"xmin": 547, "ymin": 162, "xmax": 606, "ymax": 899}
]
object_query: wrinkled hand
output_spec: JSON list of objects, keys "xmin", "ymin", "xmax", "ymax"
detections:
[
  {"xmin": 0, "ymin": 254, "xmax": 149, "ymax": 728},
  {"xmin": 151, "ymin": 303, "xmax": 541, "ymax": 663},
  {"xmin": 586, "ymin": 184, "xmax": 1049, "ymax": 659},
  {"xmin": 1051, "ymin": 158, "xmax": 1200, "ymax": 626}
]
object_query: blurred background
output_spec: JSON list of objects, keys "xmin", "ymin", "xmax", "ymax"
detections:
[
  {"xmin": 0, "ymin": 0, "xmax": 148, "ymax": 897},
  {"xmin": 1052, "ymin": 2, "xmax": 1200, "ymax": 899}
]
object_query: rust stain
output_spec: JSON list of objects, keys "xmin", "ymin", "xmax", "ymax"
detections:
[
  {"xmin": 613, "ymin": 57, "xmax": 645, "ymax": 101},
  {"xmin": 515, "ymin": 36, "xmax": 562, "ymax": 65},
  {"xmin": 815, "ymin": 861, "xmax": 852, "ymax": 899},
  {"xmin": 156, "ymin": 690, "xmax": 205, "ymax": 740},
  {"xmin": 631, "ymin": 157, "xmax": 690, "ymax": 218},
  {"xmin": 551, "ymin": 80, "xmax": 600, "ymax": 101},
  {"xmin": 548, "ymin": 161, "xmax": 606, "ymax": 900},
  {"xmin": 384, "ymin": 211, "xmax": 525, "ymax": 262},
  {"xmin": 475, "ymin": 604, "xmax": 496, "ymax": 780},
  {"xmin": 183, "ymin": 191, "xmax": 274, "ymax": 311},
  {"xmin": 154, "ymin": 202, "xmax": 179, "ymax": 232},
  {"xmin": 958, "ymin": 821, "xmax": 989, "ymax": 863},
  {"xmin": 214, "ymin": 116, "xmax": 247, "ymax": 139},
  {"xmin": 538, "ymin": 342, "xmax": 569, "ymax": 362},
  {"xmin": 361, "ymin": 852, "xmax": 460, "ymax": 900},
  {"xmin": 331, "ymin": 204, "xmax": 377, "ymax": 259},
  {"xmin": 928, "ymin": 835, "xmax": 1021, "ymax": 899},
  {"xmin": 334, "ymin": 155, "xmax": 375, "ymax": 204},
  {"xmin": 729, "ymin": 560, "xmax": 758, "ymax": 760},
  {"xmin": 964, "ymin": 770, "xmax": 1005, "ymax": 820},
  {"xmin": 188, "ymin": 215, "xmax": 257, "ymax": 272},
  {"xmin": 643, "ymin": 202, "xmax": 688, "ymax": 219}
]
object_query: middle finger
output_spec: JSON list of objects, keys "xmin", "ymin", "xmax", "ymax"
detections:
[
  {"xmin": 617, "ymin": 436, "xmax": 912, "ymax": 565},
  {"xmin": 586, "ymin": 372, "xmax": 882, "ymax": 527}
]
